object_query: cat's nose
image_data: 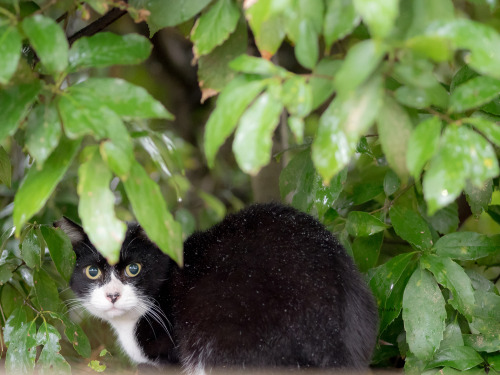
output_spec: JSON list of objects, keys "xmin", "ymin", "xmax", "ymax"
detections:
[{"xmin": 106, "ymin": 293, "xmax": 120, "ymax": 304}]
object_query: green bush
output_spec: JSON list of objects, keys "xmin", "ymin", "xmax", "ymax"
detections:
[{"xmin": 0, "ymin": 0, "xmax": 499, "ymax": 373}]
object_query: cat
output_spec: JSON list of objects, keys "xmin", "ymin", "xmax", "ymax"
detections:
[{"xmin": 57, "ymin": 203, "xmax": 378, "ymax": 373}]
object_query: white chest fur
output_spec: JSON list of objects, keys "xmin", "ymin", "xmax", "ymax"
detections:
[{"xmin": 110, "ymin": 318, "xmax": 151, "ymax": 364}]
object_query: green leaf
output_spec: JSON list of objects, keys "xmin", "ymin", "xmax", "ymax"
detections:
[
  {"xmin": 423, "ymin": 126, "xmax": 499, "ymax": 215},
  {"xmin": 465, "ymin": 269, "xmax": 498, "ymax": 294},
  {"xmin": 405, "ymin": 35, "xmax": 453, "ymax": 62},
  {"xmin": 77, "ymin": 147, "xmax": 126, "ymax": 265},
  {"xmin": 20, "ymin": 227, "xmax": 41, "ymax": 269},
  {"xmin": 0, "ymin": 146, "xmax": 12, "ymax": 188},
  {"xmin": 424, "ymin": 202, "xmax": 459, "ymax": 235},
  {"xmin": 450, "ymin": 76, "xmax": 500, "ymax": 113},
  {"xmin": 426, "ymin": 346, "xmax": 484, "ymax": 371},
  {"xmin": 463, "ymin": 334, "xmax": 500, "ymax": 353},
  {"xmin": 204, "ymin": 75, "xmax": 267, "ymax": 167},
  {"xmin": 245, "ymin": 0, "xmax": 285, "ymax": 58},
  {"xmin": 197, "ymin": 17, "xmax": 248, "ymax": 100},
  {"xmin": 394, "ymin": 84, "xmax": 448, "ymax": 109},
  {"xmin": 22, "ymin": 15, "xmax": 68, "ymax": 74},
  {"xmin": 465, "ymin": 179, "xmax": 492, "ymax": 217},
  {"xmin": 279, "ymin": 149, "xmax": 346, "ymax": 216},
  {"xmin": 89, "ymin": 360, "xmax": 106, "ymax": 372},
  {"xmin": 48, "ymin": 312, "xmax": 91, "ymax": 358},
  {"xmin": 440, "ymin": 322, "xmax": 464, "ymax": 350},
  {"xmin": 191, "ymin": 0, "xmax": 240, "ymax": 58},
  {"xmin": 406, "ymin": 0, "xmax": 454, "ymax": 37},
  {"xmin": 389, "ymin": 205, "xmax": 433, "ymax": 250},
  {"xmin": 68, "ymin": 32, "xmax": 152, "ymax": 71},
  {"xmin": 393, "ymin": 58, "xmax": 439, "ymax": 89},
  {"xmin": 377, "ymin": 96, "xmax": 412, "ymax": 180},
  {"xmin": 0, "ymin": 25, "xmax": 21, "ymax": 84},
  {"xmin": 36, "ymin": 322, "xmax": 71, "ymax": 375},
  {"xmin": 0, "ymin": 82, "xmax": 42, "ymax": 144},
  {"xmin": 472, "ymin": 290, "xmax": 500, "ymax": 321},
  {"xmin": 34, "ymin": 268, "xmax": 60, "ymax": 312},
  {"xmin": 352, "ymin": 231, "xmax": 383, "ymax": 272},
  {"xmin": 435, "ymin": 232, "xmax": 498, "ymax": 260},
  {"xmin": 406, "ymin": 116, "xmax": 441, "ymax": 179},
  {"xmin": 312, "ymin": 74, "xmax": 383, "ymax": 182},
  {"xmin": 123, "ymin": 161, "xmax": 183, "ymax": 265},
  {"xmin": 25, "ymin": 104, "xmax": 62, "ymax": 168},
  {"xmin": 324, "ymin": 0, "xmax": 360, "ymax": 48},
  {"xmin": 282, "ymin": 76, "xmax": 312, "ymax": 117},
  {"xmin": 5, "ymin": 309, "xmax": 37, "ymax": 375},
  {"xmin": 421, "ymin": 254, "xmax": 475, "ymax": 320},
  {"xmin": 287, "ymin": 116, "xmax": 304, "ymax": 143},
  {"xmin": 13, "ymin": 138, "xmax": 81, "ymax": 236},
  {"xmin": 346, "ymin": 211, "xmax": 388, "ymax": 237},
  {"xmin": 427, "ymin": 19, "xmax": 500, "ymax": 80},
  {"xmin": 295, "ymin": 19, "xmax": 319, "ymax": 69},
  {"xmin": 229, "ymin": 55, "xmax": 288, "ymax": 77},
  {"xmin": 129, "ymin": 0, "xmax": 212, "ymax": 35},
  {"xmin": 353, "ymin": 0, "xmax": 398, "ymax": 38},
  {"xmin": 232, "ymin": 91, "xmax": 283, "ymax": 175},
  {"xmin": 57, "ymin": 93, "xmax": 133, "ymax": 178},
  {"xmin": 465, "ymin": 115, "xmax": 500, "ymax": 147},
  {"xmin": 335, "ymin": 40, "xmax": 386, "ymax": 96},
  {"xmin": 383, "ymin": 169, "xmax": 400, "ymax": 196},
  {"xmin": 352, "ymin": 182, "xmax": 384, "ymax": 205},
  {"xmin": 368, "ymin": 252, "xmax": 418, "ymax": 334},
  {"xmin": 309, "ymin": 58, "xmax": 340, "ymax": 110},
  {"xmin": 39, "ymin": 226, "xmax": 76, "ymax": 282},
  {"xmin": 68, "ymin": 78, "xmax": 173, "ymax": 120},
  {"xmin": 403, "ymin": 267, "xmax": 446, "ymax": 361}
]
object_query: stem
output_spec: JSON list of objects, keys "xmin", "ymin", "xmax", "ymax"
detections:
[{"xmin": 68, "ymin": 7, "xmax": 128, "ymax": 45}]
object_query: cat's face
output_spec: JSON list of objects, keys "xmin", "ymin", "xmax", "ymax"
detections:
[{"xmin": 57, "ymin": 218, "xmax": 171, "ymax": 323}]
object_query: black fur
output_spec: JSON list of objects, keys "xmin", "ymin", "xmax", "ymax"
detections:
[{"xmin": 63, "ymin": 203, "xmax": 378, "ymax": 370}]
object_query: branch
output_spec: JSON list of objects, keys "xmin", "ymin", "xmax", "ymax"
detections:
[{"xmin": 68, "ymin": 7, "xmax": 128, "ymax": 45}]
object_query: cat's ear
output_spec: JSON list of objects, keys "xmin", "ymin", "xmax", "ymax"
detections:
[{"xmin": 53, "ymin": 217, "xmax": 86, "ymax": 247}]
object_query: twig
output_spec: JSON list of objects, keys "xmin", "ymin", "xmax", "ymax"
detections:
[{"xmin": 68, "ymin": 7, "xmax": 128, "ymax": 45}]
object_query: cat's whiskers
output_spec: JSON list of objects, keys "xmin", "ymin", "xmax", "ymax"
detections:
[{"xmin": 138, "ymin": 298, "xmax": 175, "ymax": 344}]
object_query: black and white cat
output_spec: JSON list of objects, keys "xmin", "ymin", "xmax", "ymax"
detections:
[{"xmin": 58, "ymin": 203, "xmax": 378, "ymax": 373}]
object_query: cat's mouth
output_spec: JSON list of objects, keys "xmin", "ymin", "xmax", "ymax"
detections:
[{"xmin": 105, "ymin": 306, "xmax": 127, "ymax": 318}]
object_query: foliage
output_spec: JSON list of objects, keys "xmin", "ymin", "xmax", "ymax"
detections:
[{"xmin": 0, "ymin": 0, "xmax": 500, "ymax": 373}]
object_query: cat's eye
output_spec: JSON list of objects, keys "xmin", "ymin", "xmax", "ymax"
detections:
[
  {"xmin": 125, "ymin": 263, "xmax": 142, "ymax": 277},
  {"xmin": 85, "ymin": 265, "xmax": 101, "ymax": 280}
]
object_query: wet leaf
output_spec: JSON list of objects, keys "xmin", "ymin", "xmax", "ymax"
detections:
[
  {"xmin": 229, "ymin": 55, "xmax": 288, "ymax": 77},
  {"xmin": 423, "ymin": 126, "xmax": 499, "ymax": 215},
  {"xmin": 68, "ymin": 32, "xmax": 151, "ymax": 71},
  {"xmin": 282, "ymin": 76, "xmax": 312, "ymax": 117},
  {"xmin": 0, "ymin": 146, "xmax": 12, "ymax": 188},
  {"xmin": 421, "ymin": 254, "xmax": 475, "ymax": 320},
  {"xmin": 20, "ymin": 227, "xmax": 41, "ymax": 269},
  {"xmin": 5, "ymin": 309, "xmax": 37, "ymax": 375},
  {"xmin": 377, "ymin": 96, "xmax": 412, "ymax": 180},
  {"xmin": 78, "ymin": 147, "xmax": 126, "ymax": 264},
  {"xmin": 129, "ymin": 0, "xmax": 212, "ymax": 35},
  {"xmin": 426, "ymin": 346, "xmax": 483, "ymax": 371},
  {"xmin": 463, "ymin": 334, "xmax": 500, "ymax": 353},
  {"xmin": 67, "ymin": 78, "xmax": 173, "ymax": 120},
  {"xmin": 36, "ymin": 322, "xmax": 71, "ymax": 375},
  {"xmin": 25, "ymin": 104, "xmax": 62, "ymax": 168},
  {"xmin": 465, "ymin": 116, "xmax": 500, "ymax": 147},
  {"xmin": 346, "ymin": 211, "xmax": 388, "ymax": 237},
  {"xmin": 435, "ymin": 232, "xmax": 499, "ymax": 260},
  {"xmin": 309, "ymin": 58, "xmax": 339, "ymax": 110},
  {"xmin": 383, "ymin": 169, "xmax": 400, "ymax": 196},
  {"xmin": 123, "ymin": 161, "xmax": 183, "ymax": 265},
  {"xmin": 352, "ymin": 232, "xmax": 383, "ymax": 272},
  {"xmin": 204, "ymin": 75, "xmax": 267, "ymax": 167},
  {"xmin": 335, "ymin": 40, "xmax": 386, "ymax": 96},
  {"xmin": 389, "ymin": 205, "xmax": 433, "ymax": 250},
  {"xmin": 22, "ymin": 15, "xmax": 68, "ymax": 74},
  {"xmin": 368, "ymin": 252, "xmax": 418, "ymax": 334},
  {"xmin": 233, "ymin": 91, "xmax": 283, "ymax": 175},
  {"xmin": 0, "ymin": 25, "xmax": 22, "ymax": 84},
  {"xmin": 13, "ymin": 138, "xmax": 81, "ymax": 236},
  {"xmin": 191, "ymin": 0, "xmax": 240, "ymax": 58},
  {"xmin": 40, "ymin": 226, "xmax": 76, "ymax": 282},
  {"xmin": 324, "ymin": 0, "xmax": 360, "ymax": 48},
  {"xmin": 34, "ymin": 268, "xmax": 60, "ymax": 312},
  {"xmin": 450, "ymin": 76, "xmax": 500, "ymax": 113},
  {"xmin": 403, "ymin": 267, "xmax": 446, "ymax": 361},
  {"xmin": 0, "ymin": 82, "xmax": 42, "ymax": 144},
  {"xmin": 197, "ymin": 17, "xmax": 248, "ymax": 99},
  {"xmin": 47, "ymin": 312, "xmax": 91, "ymax": 358},
  {"xmin": 312, "ymin": 74, "xmax": 383, "ymax": 182},
  {"xmin": 465, "ymin": 179, "xmax": 492, "ymax": 216}
]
